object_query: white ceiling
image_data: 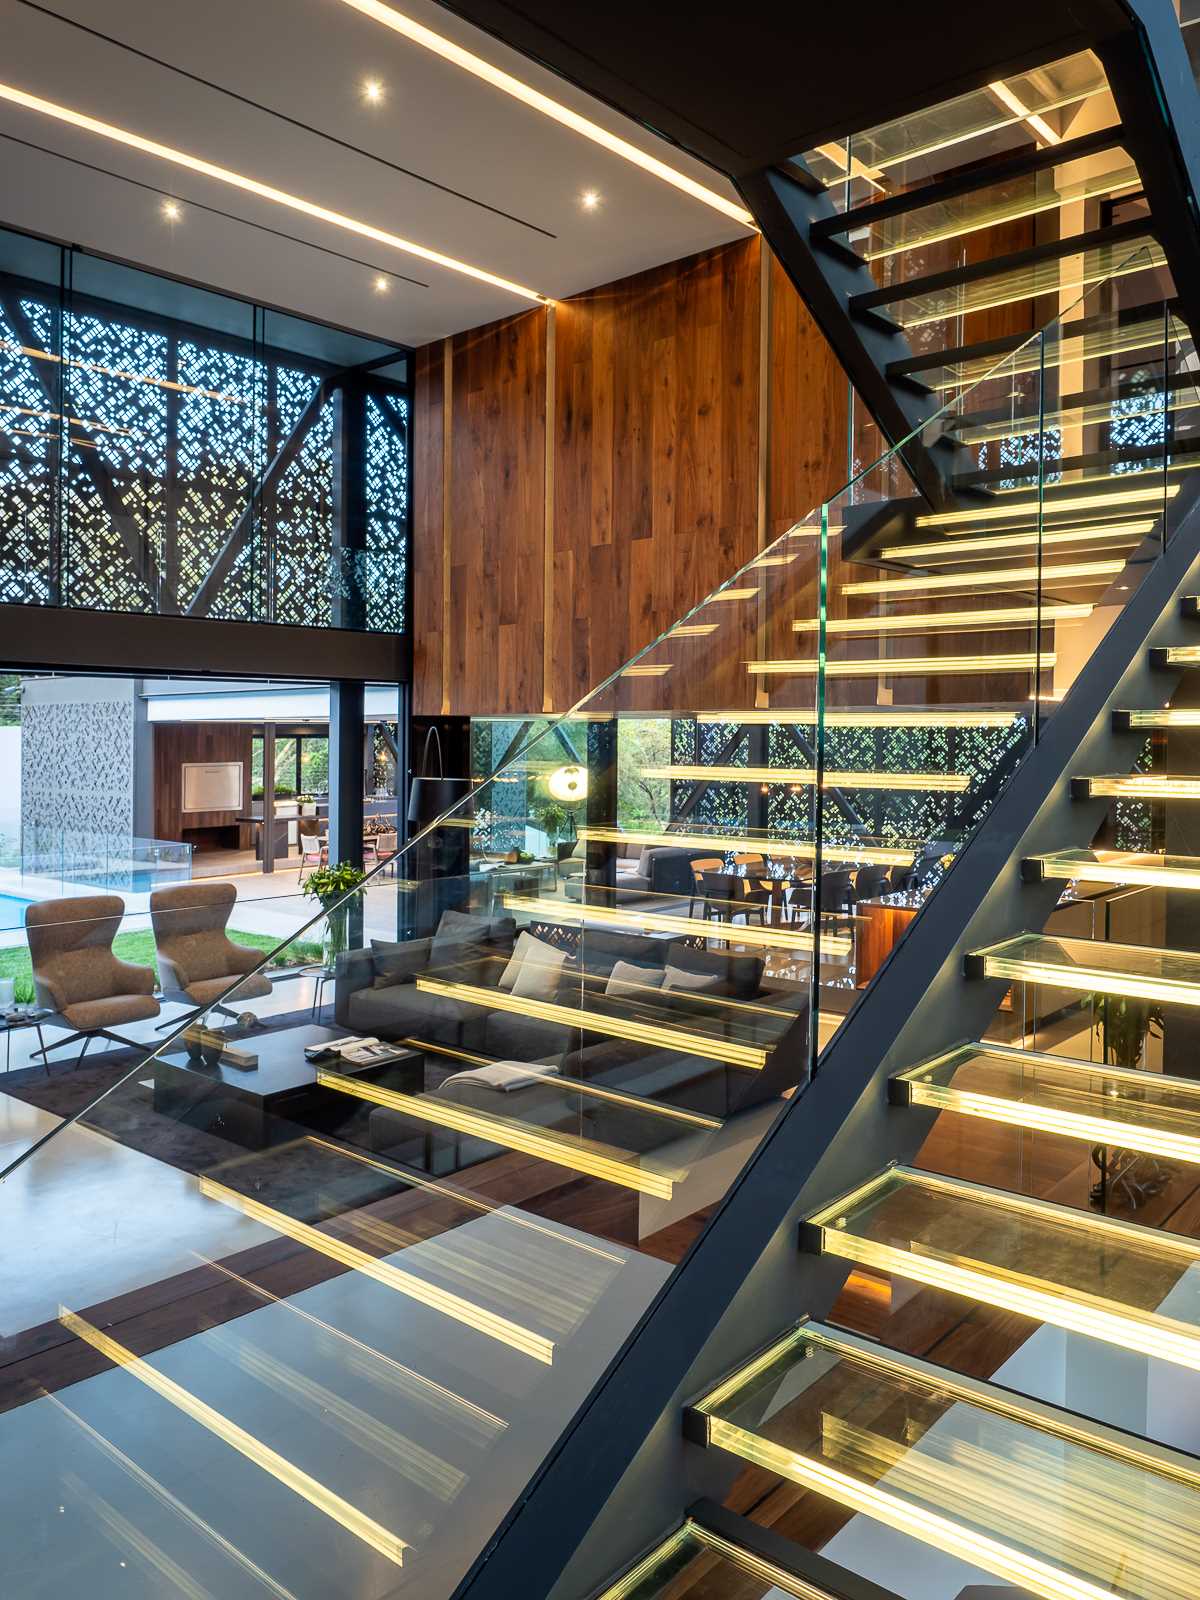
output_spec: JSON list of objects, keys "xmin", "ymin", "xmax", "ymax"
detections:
[{"xmin": 0, "ymin": 0, "xmax": 751, "ymax": 348}]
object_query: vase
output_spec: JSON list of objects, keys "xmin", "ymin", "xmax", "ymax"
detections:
[{"xmin": 322, "ymin": 900, "xmax": 351, "ymax": 970}]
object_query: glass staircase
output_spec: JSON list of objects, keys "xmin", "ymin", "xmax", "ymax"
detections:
[{"xmin": 7, "ymin": 26, "xmax": 1200, "ymax": 1600}]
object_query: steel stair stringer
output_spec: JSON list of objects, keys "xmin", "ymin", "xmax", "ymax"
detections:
[{"xmin": 450, "ymin": 473, "xmax": 1200, "ymax": 1600}]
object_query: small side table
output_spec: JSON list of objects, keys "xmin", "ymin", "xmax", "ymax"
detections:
[{"xmin": 1, "ymin": 1010, "xmax": 50, "ymax": 1073}]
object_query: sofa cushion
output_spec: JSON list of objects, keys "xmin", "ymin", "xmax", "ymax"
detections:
[
  {"xmin": 665, "ymin": 939, "xmax": 762, "ymax": 998},
  {"xmin": 431, "ymin": 909, "xmax": 515, "ymax": 958},
  {"xmin": 499, "ymin": 929, "xmax": 563, "ymax": 993},
  {"xmin": 662, "ymin": 964, "xmax": 723, "ymax": 994},
  {"xmin": 482, "ymin": 1009, "xmax": 574, "ymax": 1063},
  {"xmin": 605, "ymin": 959, "xmax": 665, "ymax": 1000},
  {"xmin": 371, "ymin": 936, "xmax": 431, "ymax": 987},
  {"xmin": 346, "ymin": 981, "xmax": 482, "ymax": 1046},
  {"xmin": 510, "ymin": 936, "xmax": 568, "ymax": 999},
  {"xmin": 577, "ymin": 929, "xmax": 668, "ymax": 979}
]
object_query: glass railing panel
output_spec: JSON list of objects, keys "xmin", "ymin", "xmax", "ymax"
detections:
[
  {"xmin": 800, "ymin": 49, "xmax": 1115, "ymax": 202},
  {"xmin": 695, "ymin": 1319, "xmax": 1200, "ymax": 1600}
]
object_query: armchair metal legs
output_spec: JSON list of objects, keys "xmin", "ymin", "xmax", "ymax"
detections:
[{"xmin": 29, "ymin": 1027, "xmax": 154, "ymax": 1075}]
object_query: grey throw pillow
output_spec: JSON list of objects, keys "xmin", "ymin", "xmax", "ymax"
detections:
[
  {"xmin": 371, "ymin": 937, "xmax": 431, "ymax": 987},
  {"xmin": 662, "ymin": 964, "xmax": 723, "ymax": 994},
  {"xmin": 431, "ymin": 908, "xmax": 493, "ymax": 958},
  {"xmin": 605, "ymin": 959, "xmax": 665, "ymax": 1000}
]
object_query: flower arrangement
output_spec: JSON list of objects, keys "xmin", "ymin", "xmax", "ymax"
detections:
[{"xmin": 303, "ymin": 861, "xmax": 368, "ymax": 969}]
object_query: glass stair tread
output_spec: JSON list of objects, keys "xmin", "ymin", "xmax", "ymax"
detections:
[
  {"xmin": 804, "ymin": 1165, "xmax": 1200, "ymax": 1372},
  {"xmin": 691, "ymin": 1318, "xmax": 1200, "ymax": 1600},
  {"xmin": 196, "ymin": 1135, "xmax": 639, "ymax": 1364},
  {"xmin": 891, "ymin": 1040, "xmax": 1200, "ymax": 1160},
  {"xmin": 853, "ymin": 228, "xmax": 1163, "ymax": 333},
  {"xmin": 595, "ymin": 1517, "xmax": 869, "ymax": 1600},
  {"xmin": 1115, "ymin": 709, "xmax": 1200, "ymax": 729},
  {"xmin": 413, "ymin": 967, "xmax": 794, "ymax": 1068},
  {"xmin": 895, "ymin": 306, "xmax": 1189, "ymax": 392},
  {"xmin": 798, "ymin": 48, "xmax": 1113, "ymax": 195},
  {"xmin": 313, "ymin": 1064, "xmax": 709, "ymax": 1201},
  {"xmin": 1024, "ymin": 848, "xmax": 1200, "ymax": 890},
  {"xmin": 1072, "ymin": 774, "xmax": 1200, "ymax": 800},
  {"xmin": 966, "ymin": 931, "xmax": 1200, "ymax": 1004},
  {"xmin": 821, "ymin": 144, "xmax": 1138, "ymax": 264}
]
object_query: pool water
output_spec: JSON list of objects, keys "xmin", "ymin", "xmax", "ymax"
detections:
[{"xmin": 0, "ymin": 892, "xmax": 32, "ymax": 932}]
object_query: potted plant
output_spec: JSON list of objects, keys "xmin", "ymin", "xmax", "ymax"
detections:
[
  {"xmin": 303, "ymin": 861, "xmax": 368, "ymax": 969},
  {"xmin": 535, "ymin": 800, "xmax": 571, "ymax": 848},
  {"xmin": 1085, "ymin": 990, "xmax": 1166, "ymax": 1210}
]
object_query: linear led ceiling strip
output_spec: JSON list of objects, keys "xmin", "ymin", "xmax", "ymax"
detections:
[
  {"xmin": 334, "ymin": 0, "xmax": 754, "ymax": 226},
  {"xmin": 0, "ymin": 81, "xmax": 547, "ymax": 302}
]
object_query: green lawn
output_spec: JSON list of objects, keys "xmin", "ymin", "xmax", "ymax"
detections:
[{"xmin": 0, "ymin": 928, "xmax": 323, "ymax": 1006}]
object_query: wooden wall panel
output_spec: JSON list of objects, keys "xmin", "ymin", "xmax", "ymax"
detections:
[
  {"xmin": 411, "ymin": 238, "xmax": 855, "ymax": 717},
  {"xmin": 412, "ymin": 341, "xmax": 445, "ymax": 716},
  {"xmin": 446, "ymin": 310, "xmax": 547, "ymax": 717},
  {"xmin": 552, "ymin": 239, "xmax": 761, "ymax": 713},
  {"xmin": 153, "ymin": 723, "xmax": 252, "ymax": 843}
]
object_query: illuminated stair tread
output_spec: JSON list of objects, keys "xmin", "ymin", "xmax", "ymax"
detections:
[
  {"xmin": 804, "ymin": 1166, "xmax": 1200, "ymax": 1371},
  {"xmin": 499, "ymin": 891, "xmax": 852, "ymax": 955},
  {"xmin": 967, "ymin": 931, "xmax": 1200, "ymax": 1004},
  {"xmin": 691, "ymin": 1318, "xmax": 1200, "ymax": 1600},
  {"xmin": 315, "ymin": 1068, "xmax": 702, "ymax": 1200},
  {"xmin": 1024, "ymin": 848, "xmax": 1200, "ymax": 890},
  {"xmin": 1073, "ymin": 774, "xmax": 1200, "ymax": 799},
  {"xmin": 413, "ymin": 975, "xmax": 782, "ymax": 1068},
  {"xmin": 594, "ymin": 1517, "xmax": 864, "ymax": 1600},
  {"xmin": 892, "ymin": 1040, "xmax": 1200, "ymax": 1159}
]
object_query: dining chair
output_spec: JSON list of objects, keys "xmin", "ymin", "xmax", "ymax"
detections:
[
  {"xmin": 686, "ymin": 857, "xmax": 726, "ymax": 918},
  {"xmin": 297, "ymin": 817, "xmax": 327, "ymax": 883}
]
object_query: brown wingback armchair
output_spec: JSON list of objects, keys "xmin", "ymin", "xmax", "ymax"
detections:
[
  {"xmin": 25, "ymin": 894, "xmax": 160, "ymax": 1066},
  {"xmin": 150, "ymin": 881, "xmax": 273, "ymax": 1026}
]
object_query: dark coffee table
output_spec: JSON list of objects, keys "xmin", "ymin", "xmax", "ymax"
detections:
[{"xmin": 153, "ymin": 1022, "xmax": 423, "ymax": 1149}]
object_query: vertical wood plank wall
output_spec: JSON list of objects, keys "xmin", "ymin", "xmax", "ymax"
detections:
[{"xmin": 412, "ymin": 236, "xmax": 849, "ymax": 716}]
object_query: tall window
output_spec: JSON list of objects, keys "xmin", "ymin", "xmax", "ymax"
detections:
[{"xmin": 0, "ymin": 227, "xmax": 411, "ymax": 631}]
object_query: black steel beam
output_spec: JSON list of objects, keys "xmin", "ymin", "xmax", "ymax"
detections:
[
  {"xmin": 0, "ymin": 601, "xmax": 406, "ymax": 679},
  {"xmin": 329, "ymin": 678, "xmax": 366, "ymax": 870},
  {"xmin": 1096, "ymin": 4, "xmax": 1200, "ymax": 348},
  {"xmin": 689, "ymin": 1501, "xmax": 903, "ymax": 1600},
  {"xmin": 738, "ymin": 166, "xmax": 954, "ymax": 512}
]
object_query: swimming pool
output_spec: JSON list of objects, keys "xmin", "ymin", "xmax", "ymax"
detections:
[{"xmin": 0, "ymin": 892, "xmax": 32, "ymax": 932}]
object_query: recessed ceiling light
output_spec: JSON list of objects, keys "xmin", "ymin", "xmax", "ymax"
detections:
[
  {"xmin": 161, "ymin": 198, "xmax": 181, "ymax": 220},
  {"xmin": 362, "ymin": 76, "xmax": 385, "ymax": 103},
  {"xmin": 373, "ymin": 273, "xmax": 389, "ymax": 292},
  {"xmin": 580, "ymin": 189, "xmax": 600, "ymax": 211},
  {"xmin": 0, "ymin": 79, "xmax": 549, "ymax": 303},
  {"xmin": 334, "ymin": 0, "xmax": 756, "ymax": 228}
]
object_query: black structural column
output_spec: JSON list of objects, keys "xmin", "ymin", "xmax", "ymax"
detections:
[
  {"xmin": 331, "ymin": 378, "xmax": 368, "ymax": 631},
  {"xmin": 585, "ymin": 718, "xmax": 618, "ymax": 902},
  {"xmin": 329, "ymin": 679, "xmax": 365, "ymax": 870}
]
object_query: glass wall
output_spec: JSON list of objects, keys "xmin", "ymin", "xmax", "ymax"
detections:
[{"xmin": 0, "ymin": 224, "xmax": 411, "ymax": 631}]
